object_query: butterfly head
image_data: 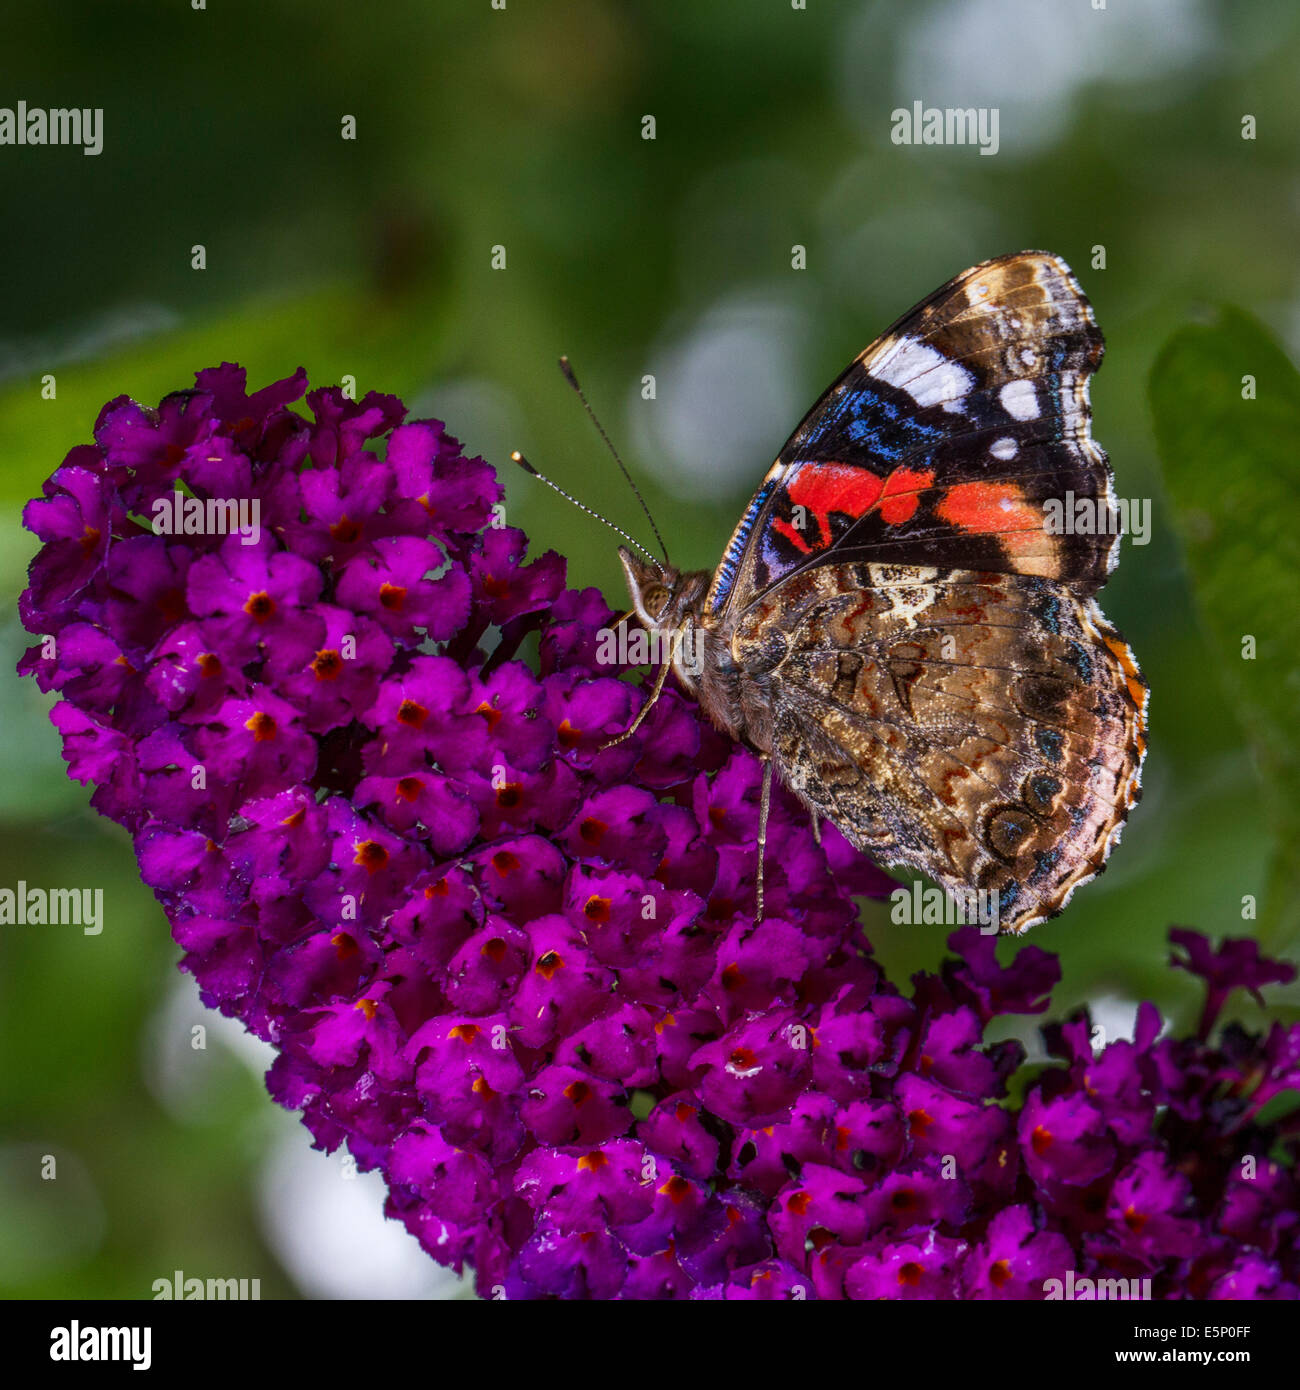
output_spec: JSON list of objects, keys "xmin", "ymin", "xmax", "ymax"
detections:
[{"xmin": 617, "ymin": 546, "xmax": 710, "ymax": 634}]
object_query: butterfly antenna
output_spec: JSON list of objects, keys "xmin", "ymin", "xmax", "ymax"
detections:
[
  {"xmin": 510, "ymin": 452, "xmax": 663, "ymax": 572},
  {"xmin": 559, "ymin": 355, "xmax": 670, "ymax": 564}
]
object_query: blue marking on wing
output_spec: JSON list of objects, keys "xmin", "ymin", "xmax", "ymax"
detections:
[
  {"xmin": 791, "ymin": 377, "xmax": 951, "ymax": 464},
  {"xmin": 709, "ymin": 477, "xmax": 776, "ymax": 613}
]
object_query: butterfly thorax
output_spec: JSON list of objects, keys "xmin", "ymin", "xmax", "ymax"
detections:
[{"xmin": 617, "ymin": 545, "xmax": 775, "ymax": 753}]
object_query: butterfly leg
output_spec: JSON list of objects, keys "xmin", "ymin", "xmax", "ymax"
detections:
[
  {"xmin": 755, "ymin": 756, "xmax": 773, "ymax": 922},
  {"xmin": 602, "ymin": 630, "xmax": 682, "ymax": 748},
  {"xmin": 809, "ymin": 809, "xmax": 822, "ymax": 845}
]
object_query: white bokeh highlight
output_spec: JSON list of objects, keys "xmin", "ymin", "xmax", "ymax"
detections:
[
  {"xmin": 838, "ymin": 0, "xmax": 1217, "ymax": 159},
  {"xmin": 144, "ymin": 976, "xmax": 469, "ymax": 1299},
  {"xmin": 257, "ymin": 1119, "xmax": 469, "ymax": 1301},
  {"xmin": 630, "ymin": 291, "xmax": 811, "ymax": 499}
]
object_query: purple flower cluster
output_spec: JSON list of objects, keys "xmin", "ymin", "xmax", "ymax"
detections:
[{"xmin": 19, "ymin": 366, "xmax": 1300, "ymax": 1299}]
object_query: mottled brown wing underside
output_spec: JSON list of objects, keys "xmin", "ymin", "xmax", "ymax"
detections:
[{"xmin": 733, "ymin": 562, "xmax": 1148, "ymax": 933}]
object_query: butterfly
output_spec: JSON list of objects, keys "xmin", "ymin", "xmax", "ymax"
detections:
[{"xmin": 595, "ymin": 251, "xmax": 1149, "ymax": 934}]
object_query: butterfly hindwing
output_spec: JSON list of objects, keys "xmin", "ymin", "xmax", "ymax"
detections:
[
  {"xmin": 730, "ymin": 561, "xmax": 1147, "ymax": 933},
  {"xmin": 706, "ymin": 252, "xmax": 1117, "ymax": 619}
]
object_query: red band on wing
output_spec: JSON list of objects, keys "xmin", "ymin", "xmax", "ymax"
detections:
[
  {"xmin": 878, "ymin": 467, "xmax": 935, "ymax": 524},
  {"xmin": 934, "ymin": 481, "xmax": 1042, "ymax": 552},
  {"xmin": 773, "ymin": 463, "xmax": 936, "ymax": 553}
]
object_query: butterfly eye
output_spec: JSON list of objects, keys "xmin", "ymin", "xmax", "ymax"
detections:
[{"xmin": 642, "ymin": 585, "xmax": 670, "ymax": 619}]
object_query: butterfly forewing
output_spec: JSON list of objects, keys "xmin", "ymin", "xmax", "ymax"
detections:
[{"xmin": 706, "ymin": 251, "xmax": 1118, "ymax": 620}]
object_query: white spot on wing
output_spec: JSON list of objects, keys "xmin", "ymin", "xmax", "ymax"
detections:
[
  {"xmin": 990, "ymin": 436, "xmax": 1018, "ymax": 460},
  {"xmin": 873, "ymin": 335, "xmax": 974, "ymax": 411},
  {"xmin": 1000, "ymin": 379, "xmax": 1039, "ymax": 420}
]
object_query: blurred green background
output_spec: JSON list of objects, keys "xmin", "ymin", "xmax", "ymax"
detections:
[{"xmin": 1, "ymin": 0, "xmax": 1298, "ymax": 1299}]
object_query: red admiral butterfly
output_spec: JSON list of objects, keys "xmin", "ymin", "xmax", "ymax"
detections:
[{"xmin": 525, "ymin": 251, "xmax": 1148, "ymax": 933}]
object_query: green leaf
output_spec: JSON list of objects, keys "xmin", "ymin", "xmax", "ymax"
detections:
[
  {"xmin": 0, "ymin": 284, "xmax": 455, "ymax": 509},
  {"xmin": 1149, "ymin": 308, "xmax": 1300, "ymax": 948},
  {"xmin": 1253, "ymin": 1088, "xmax": 1300, "ymax": 1129}
]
